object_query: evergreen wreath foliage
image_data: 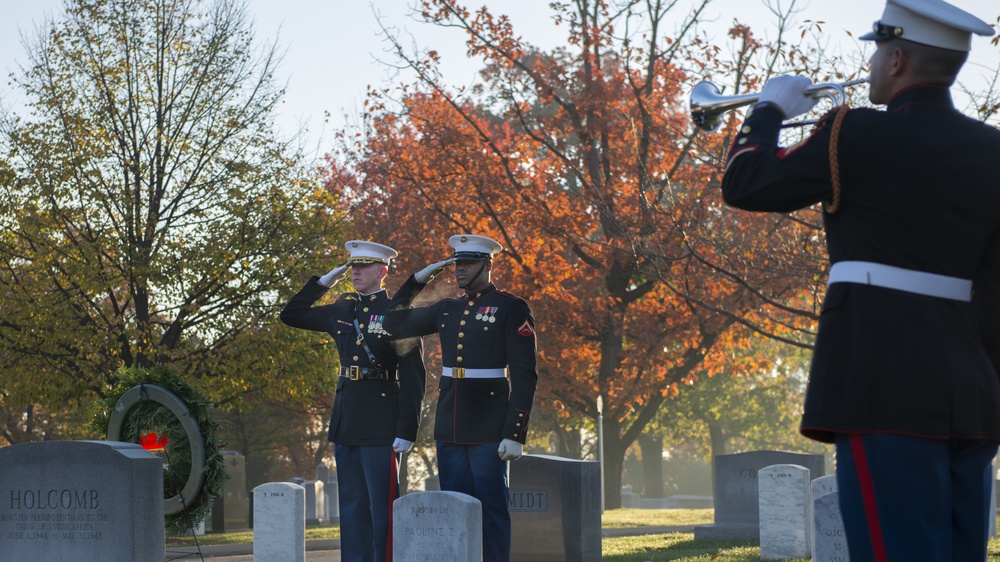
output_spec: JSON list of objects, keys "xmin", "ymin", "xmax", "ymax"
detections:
[{"xmin": 90, "ymin": 365, "xmax": 227, "ymax": 536}]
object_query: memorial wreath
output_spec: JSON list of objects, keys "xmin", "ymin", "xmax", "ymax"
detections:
[{"xmin": 90, "ymin": 366, "xmax": 227, "ymax": 536}]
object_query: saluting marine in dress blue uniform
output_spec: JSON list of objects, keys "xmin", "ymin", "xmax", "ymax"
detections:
[
  {"xmin": 386, "ymin": 235, "xmax": 538, "ymax": 562},
  {"xmin": 719, "ymin": 1, "xmax": 1000, "ymax": 560},
  {"xmin": 280, "ymin": 241, "xmax": 426, "ymax": 562}
]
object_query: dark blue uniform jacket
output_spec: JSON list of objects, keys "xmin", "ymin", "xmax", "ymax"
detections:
[
  {"xmin": 387, "ymin": 276, "xmax": 537, "ymax": 445},
  {"xmin": 722, "ymin": 85, "xmax": 1000, "ymax": 443},
  {"xmin": 280, "ymin": 277, "xmax": 426, "ymax": 446}
]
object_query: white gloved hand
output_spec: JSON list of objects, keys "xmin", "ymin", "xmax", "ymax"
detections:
[
  {"xmin": 757, "ymin": 75, "xmax": 819, "ymax": 120},
  {"xmin": 497, "ymin": 439, "xmax": 523, "ymax": 461},
  {"xmin": 318, "ymin": 263, "xmax": 350, "ymax": 287},
  {"xmin": 392, "ymin": 438, "xmax": 413, "ymax": 454},
  {"xmin": 414, "ymin": 258, "xmax": 455, "ymax": 284}
]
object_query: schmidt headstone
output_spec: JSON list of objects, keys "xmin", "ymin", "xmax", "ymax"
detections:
[
  {"xmin": 393, "ymin": 491, "xmax": 481, "ymax": 562},
  {"xmin": 508, "ymin": 454, "xmax": 601, "ymax": 562},
  {"xmin": 758, "ymin": 464, "xmax": 811, "ymax": 559},
  {"xmin": 695, "ymin": 450, "xmax": 825, "ymax": 541},
  {"xmin": 0, "ymin": 440, "xmax": 164, "ymax": 562}
]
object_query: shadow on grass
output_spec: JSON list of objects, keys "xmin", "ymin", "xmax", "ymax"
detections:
[{"xmin": 602, "ymin": 533, "xmax": 778, "ymax": 562}]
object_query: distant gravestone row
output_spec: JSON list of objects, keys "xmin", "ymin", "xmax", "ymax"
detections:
[{"xmin": 8, "ymin": 440, "xmax": 995, "ymax": 562}]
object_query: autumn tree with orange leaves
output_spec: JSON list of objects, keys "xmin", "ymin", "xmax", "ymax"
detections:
[{"xmin": 327, "ymin": 0, "xmax": 864, "ymax": 507}]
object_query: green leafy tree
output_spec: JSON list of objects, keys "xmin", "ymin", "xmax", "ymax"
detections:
[
  {"xmin": 0, "ymin": 0, "xmax": 343, "ymax": 438},
  {"xmin": 650, "ymin": 340, "xmax": 830, "ymax": 490}
]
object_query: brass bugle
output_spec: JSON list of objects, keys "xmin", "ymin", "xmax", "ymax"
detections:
[{"xmin": 690, "ymin": 78, "xmax": 867, "ymax": 132}]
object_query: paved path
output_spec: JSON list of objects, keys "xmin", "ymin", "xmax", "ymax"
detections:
[
  {"xmin": 167, "ymin": 539, "xmax": 340, "ymax": 561},
  {"xmin": 166, "ymin": 526, "xmax": 698, "ymax": 561}
]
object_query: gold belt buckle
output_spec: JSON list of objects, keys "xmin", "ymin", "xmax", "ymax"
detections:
[
  {"xmin": 349, "ymin": 366, "xmax": 360, "ymax": 380},
  {"xmin": 454, "ymin": 367, "xmax": 465, "ymax": 379}
]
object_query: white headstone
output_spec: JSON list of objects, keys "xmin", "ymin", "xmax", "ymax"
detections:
[
  {"xmin": 759, "ymin": 464, "xmax": 811, "ymax": 560},
  {"xmin": 301, "ymin": 480, "xmax": 325, "ymax": 526},
  {"xmin": 811, "ymin": 474, "xmax": 837, "ymax": 498},
  {"xmin": 991, "ymin": 461, "xmax": 997, "ymax": 538},
  {"xmin": 813, "ymin": 490, "xmax": 849, "ymax": 562},
  {"xmin": 315, "ymin": 465, "xmax": 330, "ymax": 520},
  {"xmin": 253, "ymin": 482, "xmax": 305, "ymax": 562},
  {"xmin": 695, "ymin": 450, "xmax": 825, "ymax": 540},
  {"xmin": 327, "ymin": 471, "xmax": 339, "ymax": 521},
  {"xmin": 393, "ymin": 491, "xmax": 482, "ymax": 562}
]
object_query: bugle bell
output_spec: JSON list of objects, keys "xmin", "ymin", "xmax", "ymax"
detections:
[{"xmin": 690, "ymin": 78, "xmax": 867, "ymax": 132}]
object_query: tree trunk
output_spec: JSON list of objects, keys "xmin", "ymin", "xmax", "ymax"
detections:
[
  {"xmin": 638, "ymin": 432, "xmax": 665, "ymax": 499},
  {"xmin": 602, "ymin": 418, "xmax": 627, "ymax": 509},
  {"xmin": 707, "ymin": 421, "xmax": 728, "ymax": 494},
  {"xmin": 553, "ymin": 422, "xmax": 582, "ymax": 459}
]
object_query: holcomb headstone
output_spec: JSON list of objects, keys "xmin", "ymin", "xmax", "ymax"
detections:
[
  {"xmin": 0, "ymin": 440, "xmax": 164, "ymax": 562},
  {"xmin": 253, "ymin": 482, "xmax": 305, "ymax": 562},
  {"xmin": 508, "ymin": 454, "xmax": 601, "ymax": 562},
  {"xmin": 695, "ymin": 450, "xmax": 825, "ymax": 541},
  {"xmin": 212, "ymin": 450, "xmax": 249, "ymax": 531},
  {"xmin": 393, "ymin": 491, "xmax": 481, "ymax": 562},
  {"xmin": 758, "ymin": 464, "xmax": 811, "ymax": 559}
]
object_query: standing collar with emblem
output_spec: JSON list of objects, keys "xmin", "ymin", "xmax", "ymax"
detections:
[
  {"xmin": 464, "ymin": 284, "xmax": 498, "ymax": 302},
  {"xmin": 357, "ymin": 288, "xmax": 388, "ymax": 302}
]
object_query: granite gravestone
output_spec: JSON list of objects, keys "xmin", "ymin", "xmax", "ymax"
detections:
[
  {"xmin": 253, "ymin": 482, "xmax": 305, "ymax": 562},
  {"xmin": 508, "ymin": 454, "xmax": 601, "ymax": 562},
  {"xmin": 393, "ymin": 491, "xmax": 481, "ymax": 562},
  {"xmin": 758, "ymin": 464, "xmax": 811, "ymax": 559},
  {"xmin": 694, "ymin": 450, "xmax": 825, "ymax": 541},
  {"xmin": 212, "ymin": 450, "xmax": 249, "ymax": 531},
  {"xmin": 0, "ymin": 440, "xmax": 164, "ymax": 562}
]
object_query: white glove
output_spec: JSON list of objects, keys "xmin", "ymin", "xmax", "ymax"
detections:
[
  {"xmin": 497, "ymin": 439, "xmax": 523, "ymax": 461},
  {"xmin": 757, "ymin": 75, "xmax": 819, "ymax": 120},
  {"xmin": 392, "ymin": 438, "xmax": 413, "ymax": 454},
  {"xmin": 414, "ymin": 258, "xmax": 455, "ymax": 284},
  {"xmin": 318, "ymin": 263, "xmax": 350, "ymax": 287}
]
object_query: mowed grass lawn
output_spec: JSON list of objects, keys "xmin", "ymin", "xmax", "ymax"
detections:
[{"xmin": 168, "ymin": 508, "xmax": 1000, "ymax": 561}]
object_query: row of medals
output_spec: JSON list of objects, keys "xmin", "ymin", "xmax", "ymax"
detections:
[{"xmin": 476, "ymin": 307, "xmax": 498, "ymax": 323}]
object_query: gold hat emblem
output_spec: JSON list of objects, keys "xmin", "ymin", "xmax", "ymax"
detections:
[
  {"xmin": 460, "ymin": 236, "xmax": 468, "ymax": 243},
  {"xmin": 351, "ymin": 242, "xmax": 359, "ymax": 248}
]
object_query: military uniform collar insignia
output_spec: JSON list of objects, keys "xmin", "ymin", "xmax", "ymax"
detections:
[
  {"xmin": 359, "ymin": 288, "xmax": 387, "ymax": 301},
  {"xmin": 464, "ymin": 284, "xmax": 498, "ymax": 301}
]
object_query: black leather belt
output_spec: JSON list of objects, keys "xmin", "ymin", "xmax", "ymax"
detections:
[{"xmin": 339, "ymin": 366, "xmax": 394, "ymax": 381}]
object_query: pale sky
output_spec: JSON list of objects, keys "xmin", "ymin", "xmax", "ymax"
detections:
[{"xmin": 1, "ymin": 0, "xmax": 996, "ymax": 150}]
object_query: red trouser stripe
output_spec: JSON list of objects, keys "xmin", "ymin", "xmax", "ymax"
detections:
[
  {"xmin": 850, "ymin": 434, "xmax": 888, "ymax": 562},
  {"xmin": 386, "ymin": 450, "xmax": 399, "ymax": 562}
]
